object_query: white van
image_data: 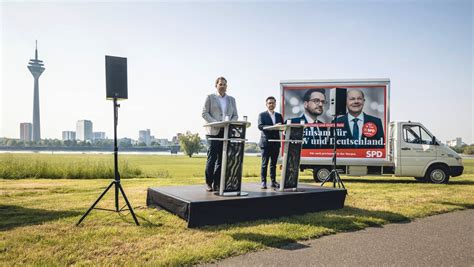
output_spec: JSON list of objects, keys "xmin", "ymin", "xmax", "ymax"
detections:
[
  {"xmin": 305, "ymin": 121, "xmax": 464, "ymax": 184},
  {"xmin": 279, "ymin": 79, "xmax": 463, "ymax": 184}
]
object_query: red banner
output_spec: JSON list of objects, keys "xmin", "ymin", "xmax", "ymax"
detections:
[{"xmin": 301, "ymin": 149, "xmax": 386, "ymax": 158}]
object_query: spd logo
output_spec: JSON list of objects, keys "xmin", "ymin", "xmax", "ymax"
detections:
[{"xmin": 366, "ymin": 151, "xmax": 383, "ymax": 158}]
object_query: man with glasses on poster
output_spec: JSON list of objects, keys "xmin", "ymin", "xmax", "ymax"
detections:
[{"xmin": 290, "ymin": 88, "xmax": 329, "ymax": 149}]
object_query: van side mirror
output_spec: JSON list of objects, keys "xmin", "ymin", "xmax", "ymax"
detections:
[{"xmin": 431, "ymin": 136, "xmax": 438, "ymax": 145}]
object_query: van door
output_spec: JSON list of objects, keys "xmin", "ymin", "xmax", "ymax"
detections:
[{"xmin": 399, "ymin": 124, "xmax": 437, "ymax": 177}]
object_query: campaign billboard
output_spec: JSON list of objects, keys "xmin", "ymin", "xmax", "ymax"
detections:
[{"xmin": 281, "ymin": 80, "xmax": 389, "ymax": 160}]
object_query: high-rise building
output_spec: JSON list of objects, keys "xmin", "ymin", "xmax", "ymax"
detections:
[
  {"xmin": 27, "ymin": 41, "xmax": 45, "ymax": 142},
  {"xmin": 62, "ymin": 131, "xmax": 76, "ymax": 141},
  {"xmin": 446, "ymin": 137, "xmax": 462, "ymax": 147},
  {"xmin": 138, "ymin": 129, "xmax": 151, "ymax": 146},
  {"xmin": 76, "ymin": 120, "xmax": 93, "ymax": 141},
  {"xmin": 20, "ymin": 123, "xmax": 33, "ymax": 142},
  {"xmin": 93, "ymin": 132, "xmax": 106, "ymax": 141}
]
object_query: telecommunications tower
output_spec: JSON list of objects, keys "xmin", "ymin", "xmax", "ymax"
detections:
[{"xmin": 27, "ymin": 40, "xmax": 45, "ymax": 142}]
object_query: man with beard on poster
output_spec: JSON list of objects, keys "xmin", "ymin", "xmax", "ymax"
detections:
[
  {"xmin": 335, "ymin": 89, "xmax": 384, "ymax": 148},
  {"xmin": 290, "ymin": 88, "xmax": 329, "ymax": 149}
]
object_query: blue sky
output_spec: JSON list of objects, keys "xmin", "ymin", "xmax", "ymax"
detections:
[{"xmin": 1, "ymin": 1, "xmax": 472, "ymax": 143}]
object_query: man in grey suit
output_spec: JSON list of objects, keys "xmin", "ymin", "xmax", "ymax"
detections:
[{"xmin": 202, "ymin": 77, "xmax": 238, "ymax": 192}]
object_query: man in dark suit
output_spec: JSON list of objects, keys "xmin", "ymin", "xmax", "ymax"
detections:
[
  {"xmin": 290, "ymin": 88, "xmax": 329, "ymax": 149},
  {"xmin": 258, "ymin": 96, "xmax": 283, "ymax": 189},
  {"xmin": 335, "ymin": 89, "xmax": 384, "ymax": 148}
]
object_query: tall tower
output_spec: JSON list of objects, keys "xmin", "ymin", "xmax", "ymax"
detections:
[{"xmin": 27, "ymin": 40, "xmax": 45, "ymax": 142}]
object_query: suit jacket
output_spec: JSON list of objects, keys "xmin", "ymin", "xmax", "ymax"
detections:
[
  {"xmin": 289, "ymin": 114, "xmax": 329, "ymax": 149},
  {"xmin": 258, "ymin": 111, "xmax": 283, "ymax": 148},
  {"xmin": 202, "ymin": 93, "xmax": 238, "ymax": 136},
  {"xmin": 335, "ymin": 113, "xmax": 384, "ymax": 148}
]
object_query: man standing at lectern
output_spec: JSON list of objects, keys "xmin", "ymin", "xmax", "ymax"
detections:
[
  {"xmin": 258, "ymin": 96, "xmax": 283, "ymax": 189},
  {"xmin": 202, "ymin": 77, "xmax": 238, "ymax": 192}
]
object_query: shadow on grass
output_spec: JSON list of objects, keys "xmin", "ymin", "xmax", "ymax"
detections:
[
  {"xmin": 448, "ymin": 180, "xmax": 474, "ymax": 185},
  {"xmin": 299, "ymin": 177, "xmax": 421, "ymax": 184},
  {"xmin": 204, "ymin": 206, "xmax": 409, "ymax": 249},
  {"xmin": 0, "ymin": 204, "xmax": 82, "ymax": 231},
  {"xmin": 122, "ymin": 207, "xmax": 164, "ymax": 227},
  {"xmin": 432, "ymin": 201, "xmax": 474, "ymax": 209},
  {"xmin": 300, "ymin": 177, "xmax": 474, "ymax": 185}
]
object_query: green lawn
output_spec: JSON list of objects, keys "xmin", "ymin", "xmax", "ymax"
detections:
[{"xmin": 1, "ymin": 154, "xmax": 473, "ymax": 265}]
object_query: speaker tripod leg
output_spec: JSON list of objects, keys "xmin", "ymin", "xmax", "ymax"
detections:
[
  {"xmin": 76, "ymin": 181, "xmax": 115, "ymax": 226},
  {"xmin": 115, "ymin": 181, "xmax": 119, "ymax": 212},
  {"xmin": 320, "ymin": 170, "xmax": 336, "ymax": 187},
  {"xmin": 336, "ymin": 173, "xmax": 346, "ymax": 189},
  {"xmin": 118, "ymin": 183, "xmax": 140, "ymax": 226}
]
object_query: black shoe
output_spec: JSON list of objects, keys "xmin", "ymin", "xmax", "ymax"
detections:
[
  {"xmin": 271, "ymin": 181, "xmax": 280, "ymax": 189},
  {"xmin": 213, "ymin": 184, "xmax": 220, "ymax": 192},
  {"xmin": 206, "ymin": 184, "xmax": 213, "ymax": 192},
  {"xmin": 261, "ymin": 182, "xmax": 267, "ymax": 189}
]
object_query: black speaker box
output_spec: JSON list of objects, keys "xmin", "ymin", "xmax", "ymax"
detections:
[
  {"xmin": 335, "ymin": 88, "xmax": 347, "ymax": 115},
  {"xmin": 106, "ymin": 55, "xmax": 128, "ymax": 100},
  {"xmin": 330, "ymin": 88, "xmax": 347, "ymax": 116}
]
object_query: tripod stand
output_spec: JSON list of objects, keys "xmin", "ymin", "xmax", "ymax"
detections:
[
  {"xmin": 77, "ymin": 98, "xmax": 139, "ymax": 226},
  {"xmin": 321, "ymin": 116, "xmax": 346, "ymax": 190}
]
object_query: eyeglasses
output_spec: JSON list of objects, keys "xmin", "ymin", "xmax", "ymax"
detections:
[{"xmin": 308, "ymin": 98, "xmax": 326, "ymax": 105}]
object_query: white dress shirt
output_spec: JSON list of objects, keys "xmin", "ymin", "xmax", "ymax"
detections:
[
  {"xmin": 347, "ymin": 113, "xmax": 364, "ymax": 140},
  {"xmin": 268, "ymin": 110, "xmax": 276, "ymax": 125},
  {"xmin": 304, "ymin": 113, "xmax": 322, "ymax": 142},
  {"xmin": 217, "ymin": 93, "xmax": 227, "ymax": 118}
]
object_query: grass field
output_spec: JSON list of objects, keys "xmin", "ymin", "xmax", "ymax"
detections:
[{"xmin": 1, "ymin": 154, "xmax": 473, "ymax": 265}]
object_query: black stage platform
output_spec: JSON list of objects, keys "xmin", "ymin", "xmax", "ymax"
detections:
[{"xmin": 147, "ymin": 183, "xmax": 346, "ymax": 227}]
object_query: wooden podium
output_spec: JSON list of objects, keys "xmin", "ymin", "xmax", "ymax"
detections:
[
  {"xmin": 204, "ymin": 119, "xmax": 251, "ymax": 196},
  {"xmin": 264, "ymin": 121, "xmax": 305, "ymax": 191}
]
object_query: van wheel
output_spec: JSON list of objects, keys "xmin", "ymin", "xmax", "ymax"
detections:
[
  {"xmin": 313, "ymin": 167, "xmax": 331, "ymax": 183},
  {"xmin": 425, "ymin": 165, "xmax": 450, "ymax": 184}
]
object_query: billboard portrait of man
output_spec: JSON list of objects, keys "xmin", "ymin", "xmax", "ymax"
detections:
[
  {"xmin": 289, "ymin": 88, "xmax": 330, "ymax": 149},
  {"xmin": 335, "ymin": 89, "xmax": 385, "ymax": 148}
]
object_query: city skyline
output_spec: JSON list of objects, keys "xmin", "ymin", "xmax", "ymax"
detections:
[{"xmin": 1, "ymin": 1, "xmax": 472, "ymax": 144}]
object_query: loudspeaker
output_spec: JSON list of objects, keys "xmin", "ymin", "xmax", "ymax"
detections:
[
  {"xmin": 106, "ymin": 55, "xmax": 128, "ymax": 100},
  {"xmin": 329, "ymin": 88, "xmax": 347, "ymax": 116}
]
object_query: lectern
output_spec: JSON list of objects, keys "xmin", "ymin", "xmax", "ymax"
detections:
[
  {"xmin": 264, "ymin": 121, "xmax": 305, "ymax": 191},
  {"xmin": 204, "ymin": 119, "xmax": 251, "ymax": 196}
]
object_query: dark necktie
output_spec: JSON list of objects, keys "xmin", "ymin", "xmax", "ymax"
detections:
[{"xmin": 352, "ymin": 118, "xmax": 359, "ymax": 141}]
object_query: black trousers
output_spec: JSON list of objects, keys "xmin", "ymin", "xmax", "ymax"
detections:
[
  {"xmin": 260, "ymin": 143, "xmax": 280, "ymax": 183},
  {"xmin": 205, "ymin": 130, "xmax": 224, "ymax": 187}
]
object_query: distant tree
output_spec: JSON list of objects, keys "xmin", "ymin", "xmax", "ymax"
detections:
[
  {"xmin": 119, "ymin": 140, "xmax": 132, "ymax": 148},
  {"xmin": 6, "ymin": 139, "xmax": 17, "ymax": 146},
  {"xmin": 451, "ymin": 144, "xmax": 466, "ymax": 153},
  {"xmin": 63, "ymin": 140, "xmax": 73, "ymax": 146},
  {"xmin": 244, "ymin": 143, "xmax": 261, "ymax": 153},
  {"xmin": 464, "ymin": 145, "xmax": 474, "ymax": 155},
  {"xmin": 179, "ymin": 131, "xmax": 202, "ymax": 158}
]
